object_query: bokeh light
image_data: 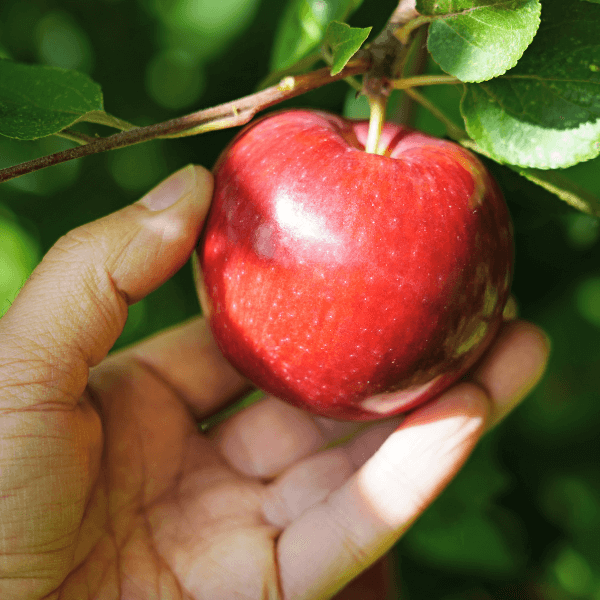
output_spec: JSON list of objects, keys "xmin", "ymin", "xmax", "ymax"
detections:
[
  {"xmin": 565, "ymin": 213, "xmax": 599, "ymax": 249},
  {"xmin": 107, "ymin": 141, "xmax": 168, "ymax": 193},
  {"xmin": 35, "ymin": 10, "xmax": 94, "ymax": 72},
  {"xmin": 148, "ymin": 0, "xmax": 262, "ymax": 59},
  {"xmin": 552, "ymin": 545, "xmax": 595, "ymax": 597},
  {"xmin": 575, "ymin": 276, "xmax": 600, "ymax": 328},
  {"xmin": 0, "ymin": 207, "xmax": 40, "ymax": 317},
  {"xmin": 145, "ymin": 47, "xmax": 206, "ymax": 109}
]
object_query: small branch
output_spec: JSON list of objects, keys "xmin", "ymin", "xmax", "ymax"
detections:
[
  {"xmin": 157, "ymin": 111, "xmax": 254, "ymax": 139},
  {"xmin": 255, "ymin": 52, "xmax": 322, "ymax": 90},
  {"xmin": 393, "ymin": 74, "xmax": 460, "ymax": 89},
  {"xmin": 395, "ymin": 15, "xmax": 434, "ymax": 45},
  {"xmin": 0, "ymin": 59, "xmax": 370, "ymax": 184},
  {"xmin": 366, "ymin": 0, "xmax": 420, "ymax": 86},
  {"xmin": 404, "ymin": 87, "xmax": 468, "ymax": 141}
]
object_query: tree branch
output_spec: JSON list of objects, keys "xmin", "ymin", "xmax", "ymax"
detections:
[{"xmin": 1, "ymin": 59, "xmax": 370, "ymax": 184}]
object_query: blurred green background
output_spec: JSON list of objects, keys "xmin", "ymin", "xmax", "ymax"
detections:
[{"xmin": 1, "ymin": 1, "xmax": 600, "ymax": 598}]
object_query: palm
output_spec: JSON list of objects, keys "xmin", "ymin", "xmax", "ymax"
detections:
[
  {"xmin": 68, "ymin": 396, "xmax": 276, "ymax": 598},
  {"xmin": 58, "ymin": 319, "xmax": 399, "ymax": 599}
]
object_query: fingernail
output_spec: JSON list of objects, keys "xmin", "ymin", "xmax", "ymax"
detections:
[{"xmin": 138, "ymin": 164, "xmax": 197, "ymax": 211}]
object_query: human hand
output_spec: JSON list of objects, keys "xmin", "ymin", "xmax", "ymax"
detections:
[{"xmin": 0, "ymin": 165, "xmax": 549, "ymax": 600}]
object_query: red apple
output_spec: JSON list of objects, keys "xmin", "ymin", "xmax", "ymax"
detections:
[{"xmin": 196, "ymin": 109, "xmax": 513, "ymax": 421}]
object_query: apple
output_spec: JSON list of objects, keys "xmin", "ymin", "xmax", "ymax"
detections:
[{"xmin": 195, "ymin": 109, "xmax": 513, "ymax": 421}]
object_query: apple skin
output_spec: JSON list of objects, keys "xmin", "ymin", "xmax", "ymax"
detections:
[{"xmin": 196, "ymin": 109, "xmax": 513, "ymax": 421}]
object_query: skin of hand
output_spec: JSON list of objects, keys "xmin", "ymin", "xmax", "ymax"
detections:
[{"xmin": 0, "ymin": 165, "xmax": 549, "ymax": 600}]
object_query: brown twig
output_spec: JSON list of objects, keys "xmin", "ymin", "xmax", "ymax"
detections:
[
  {"xmin": 0, "ymin": 59, "xmax": 370, "ymax": 184},
  {"xmin": 381, "ymin": 0, "xmax": 419, "ymax": 38},
  {"xmin": 363, "ymin": 0, "xmax": 420, "ymax": 100}
]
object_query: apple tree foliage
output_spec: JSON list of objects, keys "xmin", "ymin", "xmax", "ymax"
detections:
[{"xmin": 2, "ymin": 0, "xmax": 600, "ymax": 598}]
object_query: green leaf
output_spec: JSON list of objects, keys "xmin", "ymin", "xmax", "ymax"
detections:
[
  {"xmin": 461, "ymin": 0, "xmax": 600, "ymax": 169},
  {"xmin": 513, "ymin": 166, "xmax": 600, "ymax": 217},
  {"xmin": 417, "ymin": 0, "xmax": 541, "ymax": 83},
  {"xmin": 462, "ymin": 138, "xmax": 600, "ymax": 215},
  {"xmin": 0, "ymin": 59, "xmax": 103, "ymax": 140},
  {"xmin": 324, "ymin": 21, "xmax": 371, "ymax": 75},
  {"xmin": 270, "ymin": 0, "xmax": 364, "ymax": 72},
  {"xmin": 480, "ymin": 155, "xmax": 596, "ymax": 217}
]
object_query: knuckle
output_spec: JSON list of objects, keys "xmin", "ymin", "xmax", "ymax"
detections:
[{"xmin": 327, "ymin": 503, "xmax": 372, "ymax": 570}]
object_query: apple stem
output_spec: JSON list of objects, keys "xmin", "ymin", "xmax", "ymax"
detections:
[{"xmin": 366, "ymin": 93, "xmax": 388, "ymax": 155}]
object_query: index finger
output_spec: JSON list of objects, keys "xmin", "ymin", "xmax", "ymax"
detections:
[
  {"xmin": 99, "ymin": 317, "xmax": 252, "ymax": 419},
  {"xmin": 274, "ymin": 319, "xmax": 550, "ymax": 600},
  {"xmin": 276, "ymin": 383, "xmax": 488, "ymax": 600},
  {"xmin": 471, "ymin": 320, "xmax": 550, "ymax": 429}
]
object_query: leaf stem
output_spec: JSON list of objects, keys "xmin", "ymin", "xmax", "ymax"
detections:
[
  {"xmin": 395, "ymin": 15, "xmax": 434, "ymax": 45},
  {"xmin": 81, "ymin": 110, "xmax": 137, "ymax": 131},
  {"xmin": 322, "ymin": 47, "xmax": 363, "ymax": 91},
  {"xmin": 393, "ymin": 74, "xmax": 460, "ymax": 89},
  {"xmin": 404, "ymin": 87, "xmax": 468, "ymax": 141},
  {"xmin": 388, "ymin": 26, "xmax": 428, "ymax": 126},
  {"xmin": 0, "ymin": 58, "xmax": 370, "ymax": 184},
  {"xmin": 55, "ymin": 128, "xmax": 97, "ymax": 145}
]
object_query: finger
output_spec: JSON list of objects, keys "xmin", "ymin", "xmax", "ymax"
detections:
[
  {"xmin": 211, "ymin": 392, "xmax": 402, "ymax": 479},
  {"xmin": 211, "ymin": 396, "xmax": 327, "ymax": 478},
  {"xmin": 313, "ymin": 416, "xmax": 381, "ymax": 446},
  {"xmin": 262, "ymin": 448, "xmax": 356, "ymax": 528},
  {"xmin": 470, "ymin": 319, "xmax": 550, "ymax": 428},
  {"xmin": 276, "ymin": 383, "xmax": 488, "ymax": 600},
  {"xmin": 0, "ymin": 166, "xmax": 212, "ymax": 410},
  {"xmin": 262, "ymin": 420, "xmax": 399, "ymax": 529},
  {"xmin": 101, "ymin": 317, "xmax": 252, "ymax": 419}
]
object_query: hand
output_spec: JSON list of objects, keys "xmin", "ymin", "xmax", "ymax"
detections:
[{"xmin": 0, "ymin": 166, "xmax": 549, "ymax": 600}]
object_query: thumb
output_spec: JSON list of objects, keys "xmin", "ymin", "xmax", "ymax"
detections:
[{"xmin": 0, "ymin": 164, "xmax": 212, "ymax": 409}]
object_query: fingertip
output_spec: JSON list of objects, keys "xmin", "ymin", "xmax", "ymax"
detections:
[
  {"xmin": 191, "ymin": 164, "xmax": 214, "ymax": 204},
  {"xmin": 211, "ymin": 396, "xmax": 325, "ymax": 478},
  {"xmin": 137, "ymin": 164, "xmax": 213, "ymax": 212},
  {"xmin": 184, "ymin": 164, "xmax": 215, "ymax": 219},
  {"xmin": 401, "ymin": 382, "xmax": 489, "ymax": 446},
  {"xmin": 112, "ymin": 165, "xmax": 214, "ymax": 302},
  {"xmin": 472, "ymin": 320, "xmax": 550, "ymax": 428}
]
